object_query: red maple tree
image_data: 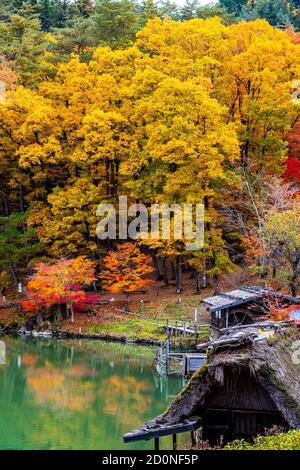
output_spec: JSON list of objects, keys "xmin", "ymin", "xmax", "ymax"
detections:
[
  {"xmin": 21, "ymin": 256, "xmax": 99, "ymax": 323},
  {"xmin": 101, "ymin": 243, "xmax": 154, "ymax": 295}
]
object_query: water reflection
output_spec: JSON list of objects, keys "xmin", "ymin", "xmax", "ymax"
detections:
[{"xmin": 0, "ymin": 336, "xmax": 185, "ymax": 450}]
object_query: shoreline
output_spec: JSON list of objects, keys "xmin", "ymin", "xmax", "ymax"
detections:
[
  {"xmin": 54, "ymin": 329, "xmax": 162, "ymax": 346},
  {"xmin": 0, "ymin": 327, "xmax": 162, "ymax": 347}
]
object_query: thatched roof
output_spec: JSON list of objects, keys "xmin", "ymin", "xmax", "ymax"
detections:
[{"xmin": 125, "ymin": 321, "xmax": 300, "ymax": 440}]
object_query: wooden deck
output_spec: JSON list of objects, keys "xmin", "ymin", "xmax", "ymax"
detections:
[{"xmin": 123, "ymin": 416, "xmax": 202, "ymax": 450}]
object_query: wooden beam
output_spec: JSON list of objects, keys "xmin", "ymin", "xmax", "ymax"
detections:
[
  {"xmin": 172, "ymin": 434, "xmax": 177, "ymax": 450},
  {"xmin": 123, "ymin": 417, "xmax": 202, "ymax": 443}
]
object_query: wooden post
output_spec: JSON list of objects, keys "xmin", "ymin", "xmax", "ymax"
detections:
[
  {"xmin": 183, "ymin": 354, "xmax": 187, "ymax": 376},
  {"xmin": 166, "ymin": 335, "xmax": 170, "ymax": 375},
  {"xmin": 175, "ymin": 320, "xmax": 178, "ymax": 336},
  {"xmin": 154, "ymin": 437, "xmax": 159, "ymax": 450},
  {"xmin": 191, "ymin": 431, "xmax": 196, "ymax": 448},
  {"xmin": 183, "ymin": 322, "xmax": 186, "ymax": 336},
  {"xmin": 172, "ymin": 434, "xmax": 177, "ymax": 450}
]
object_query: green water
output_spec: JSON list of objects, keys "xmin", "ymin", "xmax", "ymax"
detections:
[{"xmin": 0, "ymin": 336, "xmax": 185, "ymax": 450}]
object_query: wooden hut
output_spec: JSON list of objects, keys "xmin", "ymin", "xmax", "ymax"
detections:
[
  {"xmin": 202, "ymin": 286, "xmax": 300, "ymax": 329},
  {"xmin": 124, "ymin": 321, "xmax": 300, "ymax": 447}
]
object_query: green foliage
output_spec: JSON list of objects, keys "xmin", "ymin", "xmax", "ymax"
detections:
[
  {"xmin": 70, "ymin": 0, "xmax": 95, "ymax": 18},
  {"xmin": 36, "ymin": 1, "xmax": 71, "ymax": 31},
  {"xmin": 51, "ymin": 17, "xmax": 95, "ymax": 58},
  {"xmin": 179, "ymin": 0, "xmax": 199, "ymax": 20},
  {"xmin": 0, "ymin": 212, "xmax": 40, "ymax": 283},
  {"xmin": 0, "ymin": 13, "xmax": 49, "ymax": 84},
  {"xmin": 243, "ymin": 0, "xmax": 292, "ymax": 28},
  {"xmin": 219, "ymin": 0, "xmax": 295, "ymax": 28},
  {"xmin": 224, "ymin": 430, "xmax": 300, "ymax": 450},
  {"xmin": 137, "ymin": 0, "xmax": 162, "ymax": 24},
  {"xmin": 196, "ymin": 3, "xmax": 237, "ymax": 25},
  {"xmin": 92, "ymin": 0, "xmax": 140, "ymax": 48},
  {"xmin": 219, "ymin": 0, "xmax": 247, "ymax": 16}
]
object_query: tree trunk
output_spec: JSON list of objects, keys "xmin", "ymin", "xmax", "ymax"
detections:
[
  {"xmin": 70, "ymin": 304, "xmax": 75, "ymax": 323},
  {"xmin": 10, "ymin": 263, "xmax": 18, "ymax": 286},
  {"xmin": 291, "ymin": 283, "xmax": 297, "ymax": 297},
  {"xmin": 0, "ymin": 182, "xmax": 9, "ymax": 216},
  {"xmin": 151, "ymin": 252, "xmax": 163, "ymax": 281},
  {"xmin": 290, "ymin": 257, "xmax": 300, "ymax": 297},
  {"xmin": 170, "ymin": 262, "xmax": 176, "ymax": 281},
  {"xmin": 195, "ymin": 271, "xmax": 200, "ymax": 294},
  {"xmin": 162, "ymin": 257, "xmax": 169, "ymax": 287},
  {"xmin": 175, "ymin": 256, "xmax": 182, "ymax": 293}
]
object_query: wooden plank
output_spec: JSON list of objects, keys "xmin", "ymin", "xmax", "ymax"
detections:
[{"xmin": 123, "ymin": 418, "xmax": 202, "ymax": 443}]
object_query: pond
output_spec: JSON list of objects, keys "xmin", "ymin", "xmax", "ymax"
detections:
[{"xmin": 0, "ymin": 336, "xmax": 186, "ymax": 450}]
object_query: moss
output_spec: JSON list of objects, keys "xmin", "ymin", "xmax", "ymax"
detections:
[
  {"xmin": 162, "ymin": 360, "xmax": 208, "ymax": 417},
  {"xmin": 224, "ymin": 430, "xmax": 300, "ymax": 450},
  {"xmin": 266, "ymin": 334, "xmax": 279, "ymax": 346},
  {"xmin": 87, "ymin": 318, "xmax": 166, "ymax": 342}
]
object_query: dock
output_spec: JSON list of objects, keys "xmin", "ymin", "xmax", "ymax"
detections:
[{"xmin": 123, "ymin": 416, "xmax": 202, "ymax": 450}]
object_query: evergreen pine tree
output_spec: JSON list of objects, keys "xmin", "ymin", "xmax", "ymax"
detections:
[{"xmin": 92, "ymin": 0, "xmax": 139, "ymax": 48}]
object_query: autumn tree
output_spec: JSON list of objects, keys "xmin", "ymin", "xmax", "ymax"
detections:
[
  {"xmin": 101, "ymin": 243, "xmax": 154, "ymax": 295},
  {"xmin": 21, "ymin": 256, "xmax": 97, "ymax": 322},
  {"xmin": 285, "ymin": 119, "xmax": 300, "ymax": 182},
  {"xmin": 1, "ymin": 17, "xmax": 299, "ymax": 293},
  {"xmin": 29, "ymin": 178, "xmax": 103, "ymax": 258},
  {"xmin": 266, "ymin": 204, "xmax": 300, "ymax": 296},
  {"xmin": 241, "ymin": 178, "xmax": 300, "ymax": 294}
]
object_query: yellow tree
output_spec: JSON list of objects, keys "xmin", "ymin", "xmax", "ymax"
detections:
[
  {"xmin": 28, "ymin": 178, "xmax": 103, "ymax": 259},
  {"xmin": 123, "ymin": 73, "xmax": 239, "ymax": 287}
]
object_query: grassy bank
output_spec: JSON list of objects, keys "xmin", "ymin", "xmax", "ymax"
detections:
[
  {"xmin": 0, "ymin": 293, "xmax": 210, "ymax": 346},
  {"xmin": 61, "ymin": 316, "xmax": 210, "ymax": 346}
]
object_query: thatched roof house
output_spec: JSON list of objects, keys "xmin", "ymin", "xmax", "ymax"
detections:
[
  {"xmin": 124, "ymin": 321, "xmax": 300, "ymax": 446},
  {"xmin": 202, "ymin": 286, "xmax": 300, "ymax": 328}
]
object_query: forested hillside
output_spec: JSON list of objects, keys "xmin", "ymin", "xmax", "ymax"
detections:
[{"xmin": 0, "ymin": 0, "xmax": 300, "ymax": 297}]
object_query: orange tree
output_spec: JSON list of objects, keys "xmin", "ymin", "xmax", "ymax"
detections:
[
  {"xmin": 21, "ymin": 256, "xmax": 98, "ymax": 323},
  {"xmin": 101, "ymin": 243, "xmax": 154, "ymax": 296}
]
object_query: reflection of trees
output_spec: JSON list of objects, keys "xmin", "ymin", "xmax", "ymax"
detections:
[
  {"xmin": 102, "ymin": 375, "xmax": 152, "ymax": 429},
  {"xmin": 0, "ymin": 336, "xmax": 184, "ymax": 450},
  {"xmin": 22, "ymin": 353, "xmax": 38, "ymax": 366},
  {"xmin": 26, "ymin": 363, "xmax": 96, "ymax": 411},
  {"xmin": 56, "ymin": 339, "xmax": 155, "ymax": 369}
]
